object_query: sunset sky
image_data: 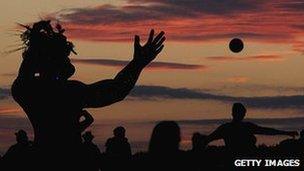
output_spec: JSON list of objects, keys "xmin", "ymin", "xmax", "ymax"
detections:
[{"xmin": 1, "ymin": 0, "xmax": 304, "ymax": 152}]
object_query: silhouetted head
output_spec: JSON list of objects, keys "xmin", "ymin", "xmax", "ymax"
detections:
[
  {"xmin": 113, "ymin": 126, "xmax": 126, "ymax": 138},
  {"xmin": 15, "ymin": 130, "xmax": 29, "ymax": 144},
  {"xmin": 82, "ymin": 131, "xmax": 94, "ymax": 142},
  {"xmin": 232, "ymin": 103, "xmax": 247, "ymax": 122},
  {"xmin": 149, "ymin": 121, "xmax": 181, "ymax": 154},
  {"xmin": 19, "ymin": 20, "xmax": 76, "ymax": 80},
  {"xmin": 192, "ymin": 132, "xmax": 207, "ymax": 150}
]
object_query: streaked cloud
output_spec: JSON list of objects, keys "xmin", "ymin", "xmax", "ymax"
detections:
[
  {"xmin": 206, "ymin": 55, "xmax": 284, "ymax": 62},
  {"xmin": 50, "ymin": 0, "xmax": 304, "ymax": 52},
  {"xmin": 1, "ymin": 73, "xmax": 16, "ymax": 77},
  {"xmin": 72, "ymin": 58, "xmax": 207, "ymax": 70},
  {"xmin": 130, "ymin": 85, "xmax": 304, "ymax": 109},
  {"xmin": 2, "ymin": 84, "xmax": 304, "ymax": 109},
  {"xmin": 0, "ymin": 88, "xmax": 10, "ymax": 100},
  {"xmin": 226, "ymin": 76, "xmax": 249, "ymax": 84},
  {"xmin": 0, "ymin": 108, "xmax": 21, "ymax": 115}
]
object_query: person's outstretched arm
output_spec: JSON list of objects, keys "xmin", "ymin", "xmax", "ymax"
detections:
[
  {"xmin": 249, "ymin": 123, "xmax": 298, "ymax": 137},
  {"xmin": 83, "ymin": 30, "xmax": 165, "ymax": 108},
  {"xmin": 205, "ymin": 125, "xmax": 225, "ymax": 145},
  {"xmin": 79, "ymin": 110, "xmax": 94, "ymax": 132}
]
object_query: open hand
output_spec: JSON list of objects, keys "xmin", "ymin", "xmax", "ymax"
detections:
[{"xmin": 133, "ymin": 29, "xmax": 165, "ymax": 67}]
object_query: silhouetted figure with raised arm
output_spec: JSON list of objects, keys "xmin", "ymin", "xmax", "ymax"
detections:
[
  {"xmin": 11, "ymin": 20, "xmax": 165, "ymax": 170},
  {"xmin": 82, "ymin": 131, "xmax": 102, "ymax": 171},
  {"xmin": 2, "ymin": 130, "xmax": 33, "ymax": 170},
  {"xmin": 205, "ymin": 103, "xmax": 298, "ymax": 157}
]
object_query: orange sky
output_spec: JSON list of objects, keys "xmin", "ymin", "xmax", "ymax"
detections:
[{"xmin": 1, "ymin": 0, "xmax": 304, "ymax": 122}]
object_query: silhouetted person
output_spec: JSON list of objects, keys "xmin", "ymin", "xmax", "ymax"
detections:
[
  {"xmin": 146, "ymin": 121, "xmax": 187, "ymax": 171},
  {"xmin": 2, "ymin": 130, "xmax": 33, "ymax": 170},
  {"xmin": 205, "ymin": 103, "xmax": 298, "ymax": 156},
  {"xmin": 191, "ymin": 132, "xmax": 207, "ymax": 152},
  {"xmin": 103, "ymin": 127, "xmax": 131, "ymax": 171},
  {"xmin": 105, "ymin": 126, "xmax": 131, "ymax": 157},
  {"xmin": 279, "ymin": 129, "xmax": 304, "ymax": 156},
  {"xmin": 82, "ymin": 131, "xmax": 102, "ymax": 171},
  {"xmin": 11, "ymin": 20, "xmax": 165, "ymax": 169},
  {"xmin": 188, "ymin": 132, "xmax": 208, "ymax": 170}
]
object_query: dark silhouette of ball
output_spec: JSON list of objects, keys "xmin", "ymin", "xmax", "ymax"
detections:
[{"xmin": 229, "ymin": 38, "xmax": 244, "ymax": 53}]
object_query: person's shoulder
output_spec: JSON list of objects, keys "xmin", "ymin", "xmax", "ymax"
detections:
[
  {"xmin": 105, "ymin": 137, "xmax": 114, "ymax": 145},
  {"xmin": 243, "ymin": 121, "xmax": 258, "ymax": 127},
  {"xmin": 66, "ymin": 80, "xmax": 87, "ymax": 92},
  {"xmin": 66, "ymin": 80, "xmax": 86, "ymax": 87},
  {"xmin": 219, "ymin": 122, "xmax": 230, "ymax": 129}
]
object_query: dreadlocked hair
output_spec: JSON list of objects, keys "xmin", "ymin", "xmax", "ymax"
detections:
[{"xmin": 17, "ymin": 20, "xmax": 76, "ymax": 79}]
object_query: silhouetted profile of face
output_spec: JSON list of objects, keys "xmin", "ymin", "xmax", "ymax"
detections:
[
  {"xmin": 114, "ymin": 126, "xmax": 126, "ymax": 138},
  {"xmin": 232, "ymin": 103, "xmax": 247, "ymax": 122},
  {"xmin": 21, "ymin": 20, "xmax": 76, "ymax": 80}
]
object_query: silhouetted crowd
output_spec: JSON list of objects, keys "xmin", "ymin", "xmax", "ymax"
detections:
[{"xmin": 0, "ymin": 104, "xmax": 303, "ymax": 171}]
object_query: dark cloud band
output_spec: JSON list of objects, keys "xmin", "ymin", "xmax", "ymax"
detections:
[{"xmin": 72, "ymin": 58, "xmax": 207, "ymax": 70}]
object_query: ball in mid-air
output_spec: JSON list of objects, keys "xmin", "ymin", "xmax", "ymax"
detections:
[{"xmin": 229, "ymin": 38, "xmax": 244, "ymax": 53}]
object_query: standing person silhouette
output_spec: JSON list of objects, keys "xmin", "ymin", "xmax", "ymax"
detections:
[
  {"xmin": 82, "ymin": 131, "xmax": 102, "ymax": 171},
  {"xmin": 105, "ymin": 126, "xmax": 132, "ymax": 157},
  {"xmin": 1, "ymin": 130, "xmax": 33, "ymax": 170},
  {"xmin": 205, "ymin": 103, "xmax": 298, "ymax": 156},
  {"xmin": 11, "ymin": 20, "xmax": 165, "ymax": 169}
]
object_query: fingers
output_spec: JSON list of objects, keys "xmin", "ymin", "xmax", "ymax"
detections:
[
  {"xmin": 152, "ymin": 31, "xmax": 165, "ymax": 45},
  {"xmin": 134, "ymin": 35, "xmax": 141, "ymax": 47},
  {"xmin": 155, "ymin": 45, "xmax": 164, "ymax": 54},
  {"xmin": 155, "ymin": 36, "xmax": 166, "ymax": 49},
  {"xmin": 147, "ymin": 29, "xmax": 154, "ymax": 44}
]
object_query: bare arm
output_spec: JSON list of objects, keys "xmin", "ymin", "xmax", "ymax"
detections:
[
  {"xmin": 249, "ymin": 123, "xmax": 298, "ymax": 137},
  {"xmin": 84, "ymin": 30, "xmax": 165, "ymax": 108},
  {"xmin": 205, "ymin": 125, "xmax": 225, "ymax": 145}
]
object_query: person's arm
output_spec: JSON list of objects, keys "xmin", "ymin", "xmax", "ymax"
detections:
[
  {"xmin": 83, "ymin": 30, "xmax": 165, "ymax": 108},
  {"xmin": 205, "ymin": 125, "xmax": 225, "ymax": 145},
  {"xmin": 249, "ymin": 123, "xmax": 298, "ymax": 137},
  {"xmin": 79, "ymin": 110, "xmax": 94, "ymax": 132}
]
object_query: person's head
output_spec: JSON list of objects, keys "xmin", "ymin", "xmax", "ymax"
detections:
[
  {"xmin": 20, "ymin": 20, "xmax": 76, "ymax": 80},
  {"xmin": 148, "ymin": 121, "xmax": 181, "ymax": 154},
  {"xmin": 113, "ymin": 126, "xmax": 126, "ymax": 138},
  {"xmin": 192, "ymin": 132, "xmax": 207, "ymax": 150},
  {"xmin": 232, "ymin": 103, "xmax": 247, "ymax": 122},
  {"xmin": 82, "ymin": 131, "xmax": 94, "ymax": 142},
  {"xmin": 15, "ymin": 130, "xmax": 29, "ymax": 144}
]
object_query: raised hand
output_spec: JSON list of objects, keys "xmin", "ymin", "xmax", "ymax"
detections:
[{"xmin": 133, "ymin": 29, "xmax": 165, "ymax": 67}]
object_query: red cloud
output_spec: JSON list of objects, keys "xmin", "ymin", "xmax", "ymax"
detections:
[{"xmin": 50, "ymin": 0, "xmax": 304, "ymax": 53}]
